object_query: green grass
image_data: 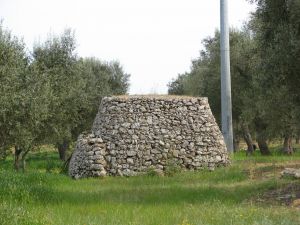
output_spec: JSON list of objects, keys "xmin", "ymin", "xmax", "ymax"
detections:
[
  {"xmin": 233, "ymin": 145, "xmax": 300, "ymax": 162},
  {"xmin": 0, "ymin": 146, "xmax": 300, "ymax": 225}
]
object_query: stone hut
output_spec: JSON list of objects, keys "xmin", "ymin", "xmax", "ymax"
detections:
[{"xmin": 69, "ymin": 95, "xmax": 230, "ymax": 178}]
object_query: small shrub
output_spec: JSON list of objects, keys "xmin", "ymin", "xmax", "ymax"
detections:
[
  {"xmin": 145, "ymin": 167, "xmax": 164, "ymax": 177},
  {"xmin": 146, "ymin": 167, "xmax": 158, "ymax": 176},
  {"xmin": 165, "ymin": 159, "xmax": 182, "ymax": 176}
]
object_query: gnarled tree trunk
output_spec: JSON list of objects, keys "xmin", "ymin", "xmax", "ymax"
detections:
[
  {"xmin": 283, "ymin": 135, "xmax": 293, "ymax": 154},
  {"xmin": 14, "ymin": 146, "xmax": 31, "ymax": 172},
  {"xmin": 257, "ymin": 134, "xmax": 271, "ymax": 155},
  {"xmin": 254, "ymin": 115, "xmax": 271, "ymax": 155},
  {"xmin": 57, "ymin": 140, "xmax": 69, "ymax": 161},
  {"xmin": 243, "ymin": 124, "xmax": 254, "ymax": 156},
  {"xmin": 21, "ymin": 149, "xmax": 30, "ymax": 171},
  {"xmin": 14, "ymin": 146, "xmax": 22, "ymax": 171},
  {"xmin": 233, "ymin": 136, "xmax": 240, "ymax": 152}
]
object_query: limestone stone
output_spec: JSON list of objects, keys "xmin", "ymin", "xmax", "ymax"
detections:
[
  {"xmin": 281, "ymin": 168, "xmax": 300, "ymax": 179},
  {"xmin": 172, "ymin": 150, "xmax": 179, "ymax": 157},
  {"xmin": 127, "ymin": 158, "xmax": 134, "ymax": 165}
]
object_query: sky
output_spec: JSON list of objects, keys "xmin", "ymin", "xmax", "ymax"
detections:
[{"xmin": 0, "ymin": 0, "xmax": 256, "ymax": 94}]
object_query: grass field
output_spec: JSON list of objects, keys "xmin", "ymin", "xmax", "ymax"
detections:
[{"xmin": 0, "ymin": 145, "xmax": 300, "ymax": 225}]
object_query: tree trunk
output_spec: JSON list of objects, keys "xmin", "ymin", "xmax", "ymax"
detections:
[
  {"xmin": 243, "ymin": 125, "xmax": 254, "ymax": 156},
  {"xmin": 14, "ymin": 146, "xmax": 22, "ymax": 171},
  {"xmin": 20, "ymin": 149, "xmax": 30, "ymax": 171},
  {"xmin": 233, "ymin": 136, "xmax": 240, "ymax": 152},
  {"xmin": 296, "ymin": 136, "xmax": 300, "ymax": 144},
  {"xmin": 57, "ymin": 140, "xmax": 69, "ymax": 161},
  {"xmin": 254, "ymin": 115, "xmax": 271, "ymax": 155},
  {"xmin": 283, "ymin": 135, "xmax": 293, "ymax": 154},
  {"xmin": 14, "ymin": 146, "xmax": 31, "ymax": 172},
  {"xmin": 61, "ymin": 154, "xmax": 73, "ymax": 174},
  {"xmin": 257, "ymin": 134, "xmax": 271, "ymax": 155}
]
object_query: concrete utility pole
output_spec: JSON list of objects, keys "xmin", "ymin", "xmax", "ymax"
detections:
[{"xmin": 220, "ymin": 0, "xmax": 234, "ymax": 152}]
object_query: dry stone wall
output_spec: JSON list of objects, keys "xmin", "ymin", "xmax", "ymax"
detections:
[{"xmin": 69, "ymin": 96, "xmax": 230, "ymax": 178}]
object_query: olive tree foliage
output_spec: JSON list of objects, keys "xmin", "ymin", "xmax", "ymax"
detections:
[
  {"xmin": 249, "ymin": 0, "xmax": 300, "ymax": 153},
  {"xmin": 169, "ymin": 0, "xmax": 300, "ymax": 154},
  {"xmin": 31, "ymin": 29, "xmax": 87, "ymax": 160},
  {"xmin": 168, "ymin": 74, "xmax": 187, "ymax": 96},
  {"xmin": 168, "ymin": 29, "xmax": 270, "ymax": 154},
  {"xmin": 169, "ymin": 31, "xmax": 226, "ymax": 124},
  {"xmin": 108, "ymin": 61, "xmax": 130, "ymax": 95},
  {"xmin": 32, "ymin": 30, "xmax": 130, "ymax": 161},
  {"xmin": 0, "ymin": 26, "xmax": 130, "ymax": 168},
  {"xmin": 0, "ymin": 24, "xmax": 28, "ymax": 160},
  {"xmin": 75, "ymin": 58, "xmax": 130, "ymax": 134},
  {"xmin": 0, "ymin": 24, "xmax": 51, "ymax": 168}
]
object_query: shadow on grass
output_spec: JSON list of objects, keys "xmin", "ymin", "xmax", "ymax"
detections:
[
  {"xmin": 1, "ymin": 148, "xmax": 296, "ymax": 208},
  {"xmin": 47, "ymin": 180, "xmax": 277, "ymax": 206},
  {"xmin": 0, "ymin": 151, "xmax": 63, "ymax": 172},
  {"xmin": 0, "ymin": 169, "xmax": 278, "ymax": 207}
]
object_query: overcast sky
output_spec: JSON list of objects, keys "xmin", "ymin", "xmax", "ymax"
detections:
[{"xmin": 0, "ymin": 0, "xmax": 256, "ymax": 94}]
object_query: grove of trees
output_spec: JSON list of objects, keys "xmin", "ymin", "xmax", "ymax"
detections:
[
  {"xmin": 168, "ymin": 0, "xmax": 300, "ymax": 155},
  {"xmin": 1, "ymin": 0, "xmax": 300, "ymax": 172},
  {"xmin": 0, "ymin": 25, "xmax": 130, "ymax": 170}
]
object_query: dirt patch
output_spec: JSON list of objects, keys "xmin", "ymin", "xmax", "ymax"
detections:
[
  {"xmin": 246, "ymin": 162, "xmax": 300, "ymax": 208},
  {"xmin": 244, "ymin": 162, "xmax": 300, "ymax": 180},
  {"xmin": 256, "ymin": 183, "xmax": 300, "ymax": 207}
]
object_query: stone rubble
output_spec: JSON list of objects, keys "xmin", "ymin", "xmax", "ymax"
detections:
[
  {"xmin": 281, "ymin": 168, "xmax": 300, "ymax": 179},
  {"xmin": 69, "ymin": 96, "xmax": 230, "ymax": 178}
]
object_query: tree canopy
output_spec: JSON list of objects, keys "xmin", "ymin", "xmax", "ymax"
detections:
[
  {"xmin": 168, "ymin": 1, "xmax": 300, "ymax": 154},
  {"xmin": 0, "ymin": 25, "xmax": 130, "ymax": 168}
]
